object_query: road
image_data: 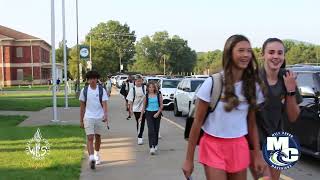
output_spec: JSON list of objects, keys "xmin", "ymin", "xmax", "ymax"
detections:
[{"xmin": 162, "ymin": 109, "xmax": 320, "ymax": 180}]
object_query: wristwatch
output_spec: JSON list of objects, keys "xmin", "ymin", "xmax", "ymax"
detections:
[{"xmin": 286, "ymin": 91, "xmax": 296, "ymax": 96}]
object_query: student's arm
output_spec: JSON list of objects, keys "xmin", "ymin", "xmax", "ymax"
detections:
[
  {"xmin": 139, "ymin": 97, "xmax": 147, "ymax": 120},
  {"xmin": 247, "ymin": 108, "xmax": 265, "ymax": 173},
  {"xmin": 283, "ymin": 71, "xmax": 301, "ymax": 122},
  {"xmin": 155, "ymin": 96, "xmax": 164, "ymax": 117},
  {"xmin": 102, "ymin": 101, "xmax": 108, "ymax": 122},
  {"xmin": 182, "ymin": 99, "xmax": 209, "ymax": 178},
  {"xmin": 80, "ymin": 101, "xmax": 85, "ymax": 128}
]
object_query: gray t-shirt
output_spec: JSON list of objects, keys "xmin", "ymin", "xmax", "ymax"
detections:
[{"xmin": 256, "ymin": 69, "xmax": 302, "ymax": 146}]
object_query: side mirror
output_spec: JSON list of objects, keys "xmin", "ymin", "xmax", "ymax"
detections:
[
  {"xmin": 299, "ymin": 86, "xmax": 316, "ymax": 97},
  {"xmin": 183, "ymin": 87, "xmax": 191, "ymax": 92}
]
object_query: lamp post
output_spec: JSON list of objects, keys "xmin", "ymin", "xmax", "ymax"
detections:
[
  {"xmin": 51, "ymin": 0, "xmax": 59, "ymax": 122},
  {"xmin": 76, "ymin": 0, "xmax": 80, "ymax": 96},
  {"xmin": 62, "ymin": 0, "xmax": 68, "ymax": 108}
]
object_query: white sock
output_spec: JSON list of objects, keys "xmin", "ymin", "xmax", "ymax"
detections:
[
  {"xmin": 89, "ymin": 154, "xmax": 95, "ymax": 161},
  {"xmin": 94, "ymin": 151, "xmax": 99, "ymax": 156}
]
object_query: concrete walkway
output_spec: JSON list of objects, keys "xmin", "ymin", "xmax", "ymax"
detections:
[{"xmin": 79, "ymin": 95, "xmax": 206, "ymax": 180}]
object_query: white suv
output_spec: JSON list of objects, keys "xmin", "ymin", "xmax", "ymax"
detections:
[
  {"xmin": 173, "ymin": 78, "xmax": 205, "ymax": 116},
  {"xmin": 159, "ymin": 78, "xmax": 181, "ymax": 107}
]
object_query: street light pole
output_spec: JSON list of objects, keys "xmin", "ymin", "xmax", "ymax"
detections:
[
  {"xmin": 62, "ymin": 0, "xmax": 68, "ymax": 108},
  {"xmin": 51, "ymin": 0, "xmax": 59, "ymax": 122},
  {"xmin": 76, "ymin": 0, "xmax": 80, "ymax": 95},
  {"xmin": 163, "ymin": 55, "xmax": 166, "ymax": 75}
]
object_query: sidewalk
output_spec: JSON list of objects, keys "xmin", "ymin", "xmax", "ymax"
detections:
[{"xmin": 79, "ymin": 95, "xmax": 206, "ymax": 180}]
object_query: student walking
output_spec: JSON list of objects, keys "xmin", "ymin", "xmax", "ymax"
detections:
[
  {"xmin": 126, "ymin": 74, "xmax": 147, "ymax": 145},
  {"xmin": 140, "ymin": 81, "xmax": 163, "ymax": 155},
  {"xmin": 182, "ymin": 35, "xmax": 266, "ymax": 180},
  {"xmin": 250, "ymin": 38, "xmax": 302, "ymax": 180},
  {"xmin": 79, "ymin": 70, "xmax": 109, "ymax": 170}
]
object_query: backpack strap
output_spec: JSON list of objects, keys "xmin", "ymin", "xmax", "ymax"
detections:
[
  {"xmin": 83, "ymin": 85, "xmax": 89, "ymax": 104},
  {"xmin": 98, "ymin": 85, "xmax": 103, "ymax": 105},
  {"xmin": 157, "ymin": 92, "xmax": 161, "ymax": 107},
  {"xmin": 208, "ymin": 72, "xmax": 223, "ymax": 112},
  {"xmin": 145, "ymin": 93, "xmax": 149, "ymax": 109},
  {"xmin": 133, "ymin": 87, "xmax": 136, "ymax": 103}
]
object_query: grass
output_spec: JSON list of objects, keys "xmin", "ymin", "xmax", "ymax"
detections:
[
  {"xmin": 2, "ymin": 83, "xmax": 86, "ymax": 91},
  {"xmin": 0, "ymin": 98, "xmax": 80, "ymax": 111},
  {"xmin": 0, "ymin": 92, "xmax": 79, "ymax": 111},
  {"xmin": 0, "ymin": 115, "xmax": 85, "ymax": 180}
]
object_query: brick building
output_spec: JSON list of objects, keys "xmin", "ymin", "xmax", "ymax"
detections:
[{"xmin": 0, "ymin": 25, "xmax": 62, "ymax": 86}]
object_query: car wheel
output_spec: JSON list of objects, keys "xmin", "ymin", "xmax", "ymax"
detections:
[{"xmin": 174, "ymin": 99, "xmax": 182, "ymax": 116}]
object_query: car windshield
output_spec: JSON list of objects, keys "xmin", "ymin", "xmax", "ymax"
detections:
[
  {"xmin": 191, "ymin": 80, "xmax": 204, "ymax": 92},
  {"xmin": 120, "ymin": 77, "xmax": 127, "ymax": 80},
  {"xmin": 162, "ymin": 80, "xmax": 180, "ymax": 88},
  {"xmin": 148, "ymin": 79, "xmax": 159, "ymax": 82}
]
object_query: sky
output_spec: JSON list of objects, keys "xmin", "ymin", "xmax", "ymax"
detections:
[{"xmin": 1, "ymin": 0, "xmax": 319, "ymax": 52}]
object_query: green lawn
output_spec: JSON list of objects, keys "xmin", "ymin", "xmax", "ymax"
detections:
[
  {"xmin": 0, "ymin": 92, "xmax": 79, "ymax": 111},
  {"xmin": 2, "ymin": 83, "xmax": 86, "ymax": 91},
  {"xmin": 0, "ymin": 115, "xmax": 85, "ymax": 180},
  {"xmin": 0, "ymin": 98, "xmax": 80, "ymax": 111}
]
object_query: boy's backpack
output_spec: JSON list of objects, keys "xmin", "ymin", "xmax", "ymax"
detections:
[
  {"xmin": 83, "ymin": 84, "xmax": 104, "ymax": 106},
  {"xmin": 184, "ymin": 72, "xmax": 223, "ymax": 144},
  {"xmin": 132, "ymin": 85, "xmax": 146, "ymax": 103}
]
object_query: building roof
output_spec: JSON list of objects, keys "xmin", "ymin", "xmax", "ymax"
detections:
[{"xmin": 0, "ymin": 25, "xmax": 40, "ymax": 40}]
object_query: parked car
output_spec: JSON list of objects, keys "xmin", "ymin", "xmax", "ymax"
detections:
[
  {"xmin": 144, "ymin": 77, "xmax": 161, "ymax": 85},
  {"xmin": 173, "ymin": 78, "xmax": 205, "ymax": 116},
  {"xmin": 284, "ymin": 65, "xmax": 320, "ymax": 159},
  {"xmin": 191, "ymin": 75, "xmax": 209, "ymax": 79},
  {"xmin": 159, "ymin": 78, "xmax": 181, "ymax": 108},
  {"xmin": 116, "ymin": 75, "xmax": 128, "ymax": 88}
]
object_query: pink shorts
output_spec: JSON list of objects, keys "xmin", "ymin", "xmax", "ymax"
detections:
[{"xmin": 198, "ymin": 133, "xmax": 250, "ymax": 173}]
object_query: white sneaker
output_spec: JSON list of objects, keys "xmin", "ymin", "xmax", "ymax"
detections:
[
  {"xmin": 138, "ymin": 138, "xmax": 143, "ymax": 145},
  {"xmin": 95, "ymin": 154, "xmax": 101, "ymax": 165},
  {"xmin": 89, "ymin": 155, "xmax": 96, "ymax": 169},
  {"xmin": 155, "ymin": 145, "xmax": 158, "ymax": 152},
  {"xmin": 150, "ymin": 147, "xmax": 156, "ymax": 155}
]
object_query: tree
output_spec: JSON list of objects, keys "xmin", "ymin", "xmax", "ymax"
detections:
[
  {"xmin": 84, "ymin": 20, "xmax": 136, "ymax": 76},
  {"xmin": 130, "ymin": 31, "xmax": 197, "ymax": 74}
]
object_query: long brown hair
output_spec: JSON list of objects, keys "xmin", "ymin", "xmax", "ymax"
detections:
[
  {"xmin": 146, "ymin": 81, "xmax": 158, "ymax": 94},
  {"xmin": 222, "ymin": 35, "xmax": 263, "ymax": 111}
]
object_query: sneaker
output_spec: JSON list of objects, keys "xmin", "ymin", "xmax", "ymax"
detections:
[
  {"xmin": 138, "ymin": 138, "xmax": 143, "ymax": 145},
  {"xmin": 150, "ymin": 147, "xmax": 156, "ymax": 155},
  {"xmin": 95, "ymin": 154, "xmax": 101, "ymax": 165},
  {"xmin": 126, "ymin": 116, "xmax": 131, "ymax": 120},
  {"xmin": 89, "ymin": 155, "xmax": 96, "ymax": 169},
  {"xmin": 155, "ymin": 145, "xmax": 158, "ymax": 152}
]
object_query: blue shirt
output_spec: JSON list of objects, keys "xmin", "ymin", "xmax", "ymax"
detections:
[{"xmin": 146, "ymin": 96, "xmax": 159, "ymax": 111}]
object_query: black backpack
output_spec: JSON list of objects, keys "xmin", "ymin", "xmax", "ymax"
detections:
[
  {"xmin": 83, "ymin": 85, "xmax": 104, "ymax": 106},
  {"xmin": 120, "ymin": 82, "xmax": 127, "ymax": 97}
]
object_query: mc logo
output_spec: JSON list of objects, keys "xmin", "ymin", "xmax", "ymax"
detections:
[{"xmin": 263, "ymin": 132, "xmax": 300, "ymax": 170}]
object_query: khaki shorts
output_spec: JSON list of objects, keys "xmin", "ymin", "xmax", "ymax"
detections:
[{"xmin": 84, "ymin": 117, "xmax": 106, "ymax": 135}]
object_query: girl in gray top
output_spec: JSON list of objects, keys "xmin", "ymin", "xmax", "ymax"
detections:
[{"xmin": 252, "ymin": 38, "xmax": 302, "ymax": 180}]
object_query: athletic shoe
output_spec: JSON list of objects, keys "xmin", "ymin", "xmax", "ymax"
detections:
[
  {"xmin": 138, "ymin": 138, "xmax": 143, "ymax": 145},
  {"xmin": 89, "ymin": 155, "xmax": 96, "ymax": 169},
  {"xmin": 126, "ymin": 116, "xmax": 131, "ymax": 120},
  {"xmin": 95, "ymin": 154, "xmax": 101, "ymax": 165},
  {"xmin": 150, "ymin": 147, "xmax": 156, "ymax": 155},
  {"xmin": 155, "ymin": 145, "xmax": 158, "ymax": 152}
]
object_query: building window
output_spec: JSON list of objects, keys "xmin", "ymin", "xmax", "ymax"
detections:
[
  {"xmin": 16, "ymin": 47, "xmax": 23, "ymax": 58},
  {"xmin": 17, "ymin": 69, "xmax": 24, "ymax": 81}
]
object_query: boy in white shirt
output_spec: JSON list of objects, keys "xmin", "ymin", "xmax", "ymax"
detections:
[
  {"xmin": 79, "ymin": 70, "xmax": 108, "ymax": 170},
  {"xmin": 126, "ymin": 74, "xmax": 146, "ymax": 145}
]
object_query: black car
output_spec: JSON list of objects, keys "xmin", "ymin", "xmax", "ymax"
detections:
[{"xmin": 284, "ymin": 65, "xmax": 320, "ymax": 159}]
